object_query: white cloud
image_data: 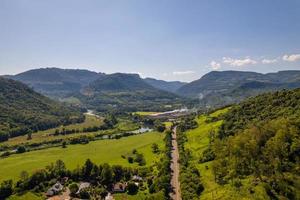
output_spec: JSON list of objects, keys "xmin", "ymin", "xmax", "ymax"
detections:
[
  {"xmin": 130, "ymin": 71, "xmax": 143, "ymax": 77},
  {"xmin": 262, "ymin": 58, "xmax": 277, "ymax": 64},
  {"xmin": 172, "ymin": 70, "xmax": 195, "ymax": 75},
  {"xmin": 282, "ymin": 54, "xmax": 300, "ymax": 62},
  {"xmin": 223, "ymin": 57, "xmax": 257, "ymax": 67},
  {"xmin": 210, "ymin": 61, "xmax": 221, "ymax": 70}
]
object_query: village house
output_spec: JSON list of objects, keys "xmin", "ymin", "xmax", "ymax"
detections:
[
  {"xmin": 46, "ymin": 182, "xmax": 63, "ymax": 197},
  {"xmin": 112, "ymin": 183, "xmax": 127, "ymax": 193}
]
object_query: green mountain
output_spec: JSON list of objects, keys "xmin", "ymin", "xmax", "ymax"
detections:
[
  {"xmin": 213, "ymin": 89, "xmax": 300, "ymax": 199},
  {"xmin": 144, "ymin": 78, "xmax": 186, "ymax": 93},
  {"xmin": 10, "ymin": 68, "xmax": 104, "ymax": 98},
  {"xmin": 176, "ymin": 70, "xmax": 300, "ymax": 107},
  {"xmin": 78, "ymin": 73, "xmax": 184, "ymax": 112},
  {"xmin": 0, "ymin": 78, "xmax": 83, "ymax": 142}
]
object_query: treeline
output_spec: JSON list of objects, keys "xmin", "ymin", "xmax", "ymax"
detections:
[
  {"xmin": 148, "ymin": 130, "xmax": 172, "ymax": 199},
  {"xmin": 212, "ymin": 89, "xmax": 300, "ymax": 199},
  {"xmin": 0, "ymin": 77, "xmax": 84, "ymax": 142},
  {"xmin": 53, "ymin": 114, "xmax": 118, "ymax": 136},
  {"xmin": 0, "ymin": 130, "xmax": 174, "ymax": 200},
  {"xmin": 176, "ymin": 117, "xmax": 204, "ymax": 200},
  {"xmin": 0, "ymin": 159, "xmax": 151, "ymax": 199}
]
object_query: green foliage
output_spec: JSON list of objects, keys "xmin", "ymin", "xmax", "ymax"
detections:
[
  {"xmin": 69, "ymin": 183, "xmax": 79, "ymax": 196},
  {"xmin": 16, "ymin": 146, "xmax": 26, "ymax": 154},
  {"xmin": 213, "ymin": 89, "xmax": 300, "ymax": 199},
  {"xmin": 127, "ymin": 182, "xmax": 139, "ymax": 195},
  {"xmin": 177, "ymin": 118, "xmax": 204, "ymax": 199},
  {"xmin": 151, "ymin": 143, "xmax": 159, "ymax": 154},
  {"xmin": 0, "ymin": 180, "xmax": 13, "ymax": 199},
  {"xmin": 0, "ymin": 78, "xmax": 83, "ymax": 141},
  {"xmin": 219, "ymin": 89, "xmax": 300, "ymax": 138}
]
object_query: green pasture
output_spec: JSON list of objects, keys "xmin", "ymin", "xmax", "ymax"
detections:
[
  {"xmin": 0, "ymin": 132, "xmax": 164, "ymax": 181},
  {"xmin": 185, "ymin": 108, "xmax": 269, "ymax": 199}
]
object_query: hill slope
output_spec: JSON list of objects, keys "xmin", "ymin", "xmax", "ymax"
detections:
[
  {"xmin": 78, "ymin": 73, "xmax": 184, "ymax": 112},
  {"xmin": 213, "ymin": 89, "xmax": 300, "ymax": 199},
  {"xmin": 10, "ymin": 68, "xmax": 104, "ymax": 98},
  {"xmin": 176, "ymin": 70, "xmax": 300, "ymax": 107},
  {"xmin": 0, "ymin": 78, "xmax": 83, "ymax": 142}
]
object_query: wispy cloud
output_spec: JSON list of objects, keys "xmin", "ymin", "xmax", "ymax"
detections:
[
  {"xmin": 210, "ymin": 61, "xmax": 221, "ymax": 70},
  {"xmin": 282, "ymin": 54, "xmax": 300, "ymax": 62},
  {"xmin": 262, "ymin": 58, "xmax": 277, "ymax": 64},
  {"xmin": 172, "ymin": 70, "xmax": 195, "ymax": 75},
  {"xmin": 223, "ymin": 57, "xmax": 257, "ymax": 67}
]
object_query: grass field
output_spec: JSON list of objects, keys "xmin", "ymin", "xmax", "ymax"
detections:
[
  {"xmin": 133, "ymin": 111, "xmax": 159, "ymax": 116},
  {"xmin": 8, "ymin": 192, "xmax": 43, "ymax": 200},
  {"xmin": 1, "ymin": 115, "xmax": 139, "ymax": 147},
  {"xmin": 0, "ymin": 131, "xmax": 164, "ymax": 181},
  {"xmin": 2, "ymin": 114, "xmax": 103, "ymax": 146},
  {"xmin": 185, "ymin": 108, "xmax": 269, "ymax": 200}
]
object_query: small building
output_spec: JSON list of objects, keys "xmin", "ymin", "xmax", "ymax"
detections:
[
  {"xmin": 76, "ymin": 182, "xmax": 90, "ymax": 194},
  {"xmin": 46, "ymin": 182, "xmax": 63, "ymax": 197},
  {"xmin": 105, "ymin": 193, "xmax": 114, "ymax": 200},
  {"xmin": 132, "ymin": 175, "xmax": 143, "ymax": 182},
  {"xmin": 112, "ymin": 183, "xmax": 126, "ymax": 193}
]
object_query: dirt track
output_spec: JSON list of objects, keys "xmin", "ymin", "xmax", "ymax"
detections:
[{"xmin": 170, "ymin": 127, "xmax": 182, "ymax": 200}]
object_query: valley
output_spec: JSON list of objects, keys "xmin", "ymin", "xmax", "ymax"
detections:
[{"xmin": 0, "ymin": 69, "xmax": 300, "ymax": 200}]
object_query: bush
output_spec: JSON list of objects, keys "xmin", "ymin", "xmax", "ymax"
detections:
[
  {"xmin": 127, "ymin": 182, "xmax": 138, "ymax": 195},
  {"xmin": 0, "ymin": 180, "xmax": 13, "ymax": 199},
  {"xmin": 79, "ymin": 188, "xmax": 90, "ymax": 199},
  {"xmin": 16, "ymin": 146, "xmax": 26, "ymax": 154},
  {"xmin": 69, "ymin": 182, "xmax": 79, "ymax": 196}
]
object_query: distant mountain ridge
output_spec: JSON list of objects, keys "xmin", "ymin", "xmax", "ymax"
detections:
[
  {"xmin": 176, "ymin": 70, "xmax": 300, "ymax": 107},
  {"xmin": 6, "ymin": 68, "xmax": 300, "ymax": 110},
  {"xmin": 9, "ymin": 68, "xmax": 104, "ymax": 98},
  {"xmin": 78, "ymin": 73, "xmax": 183, "ymax": 112},
  {"xmin": 144, "ymin": 78, "xmax": 186, "ymax": 93}
]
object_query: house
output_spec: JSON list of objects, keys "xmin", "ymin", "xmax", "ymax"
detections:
[
  {"xmin": 76, "ymin": 182, "xmax": 90, "ymax": 194},
  {"xmin": 105, "ymin": 193, "xmax": 114, "ymax": 200},
  {"xmin": 46, "ymin": 182, "xmax": 63, "ymax": 197},
  {"xmin": 112, "ymin": 183, "xmax": 126, "ymax": 193},
  {"xmin": 132, "ymin": 175, "xmax": 143, "ymax": 182}
]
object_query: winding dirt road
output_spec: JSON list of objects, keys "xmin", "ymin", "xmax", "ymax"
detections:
[{"xmin": 170, "ymin": 127, "xmax": 182, "ymax": 200}]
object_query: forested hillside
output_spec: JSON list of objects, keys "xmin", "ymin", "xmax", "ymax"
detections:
[
  {"xmin": 0, "ymin": 78, "xmax": 84, "ymax": 142},
  {"xmin": 176, "ymin": 70, "xmax": 300, "ymax": 108},
  {"xmin": 213, "ymin": 89, "xmax": 300, "ymax": 199},
  {"xmin": 10, "ymin": 68, "xmax": 104, "ymax": 97},
  {"xmin": 79, "ymin": 73, "xmax": 184, "ymax": 112}
]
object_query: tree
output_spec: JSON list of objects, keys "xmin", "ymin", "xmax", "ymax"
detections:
[
  {"xmin": 0, "ymin": 180, "xmax": 13, "ymax": 199},
  {"xmin": 27, "ymin": 131, "xmax": 32, "ymax": 140},
  {"xmin": 16, "ymin": 146, "xmax": 26, "ymax": 154},
  {"xmin": 69, "ymin": 182, "xmax": 79, "ymax": 196},
  {"xmin": 151, "ymin": 143, "xmax": 159, "ymax": 154},
  {"xmin": 62, "ymin": 141, "xmax": 67, "ymax": 148},
  {"xmin": 54, "ymin": 160, "xmax": 66, "ymax": 177},
  {"xmin": 127, "ymin": 182, "xmax": 138, "ymax": 195},
  {"xmin": 135, "ymin": 153, "xmax": 146, "ymax": 166},
  {"xmin": 82, "ymin": 159, "xmax": 94, "ymax": 179},
  {"xmin": 100, "ymin": 163, "xmax": 113, "ymax": 186}
]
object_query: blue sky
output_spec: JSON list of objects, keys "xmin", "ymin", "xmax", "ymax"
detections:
[{"xmin": 0, "ymin": 0, "xmax": 300, "ymax": 82}]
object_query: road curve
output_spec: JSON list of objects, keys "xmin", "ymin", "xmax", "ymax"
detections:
[{"xmin": 170, "ymin": 127, "xmax": 182, "ymax": 200}]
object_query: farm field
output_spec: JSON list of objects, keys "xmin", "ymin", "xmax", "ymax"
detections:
[
  {"xmin": 7, "ymin": 192, "xmax": 43, "ymax": 200},
  {"xmin": 133, "ymin": 111, "xmax": 159, "ymax": 116},
  {"xmin": 2, "ymin": 114, "xmax": 103, "ymax": 146},
  {"xmin": 184, "ymin": 108, "xmax": 269, "ymax": 199},
  {"xmin": 0, "ymin": 131, "xmax": 164, "ymax": 181},
  {"xmin": 1, "ymin": 115, "xmax": 139, "ymax": 147}
]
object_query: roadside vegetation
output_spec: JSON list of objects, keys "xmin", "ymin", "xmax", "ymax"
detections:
[{"xmin": 178, "ymin": 88, "xmax": 300, "ymax": 200}]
